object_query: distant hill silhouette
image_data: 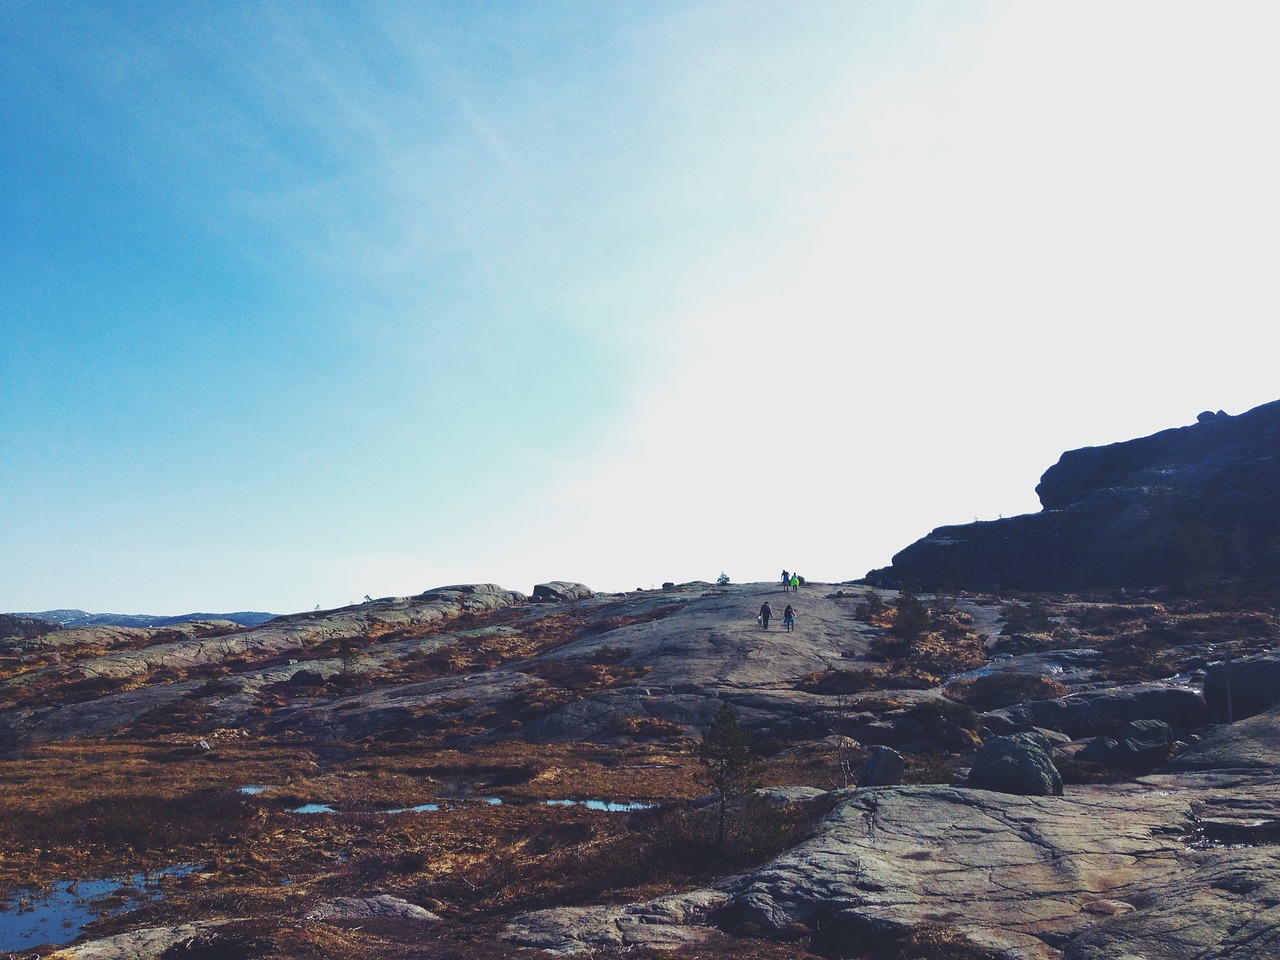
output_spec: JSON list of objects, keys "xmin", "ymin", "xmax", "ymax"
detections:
[{"xmin": 10, "ymin": 608, "xmax": 278, "ymax": 630}]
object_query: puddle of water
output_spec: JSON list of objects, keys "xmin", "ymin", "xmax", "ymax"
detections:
[
  {"xmin": 1188, "ymin": 817, "xmax": 1280, "ymax": 849},
  {"xmin": 0, "ymin": 865, "xmax": 198, "ymax": 952},
  {"xmin": 384, "ymin": 803, "xmax": 440, "ymax": 813},
  {"xmin": 546, "ymin": 799, "xmax": 656, "ymax": 812},
  {"xmin": 289, "ymin": 797, "xmax": 653, "ymax": 814},
  {"xmin": 287, "ymin": 798, "xmax": 503, "ymax": 815},
  {"xmin": 239, "ymin": 785, "xmax": 273, "ymax": 795},
  {"xmin": 289, "ymin": 803, "xmax": 338, "ymax": 814}
]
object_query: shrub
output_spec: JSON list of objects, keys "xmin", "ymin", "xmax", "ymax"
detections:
[
  {"xmin": 717, "ymin": 572, "xmax": 731, "ymax": 585},
  {"xmin": 855, "ymin": 588, "xmax": 886, "ymax": 620},
  {"xmin": 798, "ymin": 666, "xmax": 937, "ymax": 694},
  {"xmin": 906, "ymin": 699, "xmax": 982, "ymax": 749},
  {"xmin": 893, "ymin": 590, "xmax": 932, "ymax": 642},
  {"xmin": 945, "ymin": 672, "xmax": 1068, "ymax": 711},
  {"xmin": 999, "ymin": 600, "xmax": 1053, "ymax": 633},
  {"xmin": 903, "ymin": 751, "xmax": 958, "ymax": 785}
]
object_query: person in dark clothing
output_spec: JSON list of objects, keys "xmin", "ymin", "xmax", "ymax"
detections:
[
  {"xmin": 783, "ymin": 604, "xmax": 796, "ymax": 632},
  {"xmin": 781, "ymin": 569, "xmax": 790, "ymax": 589},
  {"xmin": 759, "ymin": 601, "xmax": 773, "ymax": 629}
]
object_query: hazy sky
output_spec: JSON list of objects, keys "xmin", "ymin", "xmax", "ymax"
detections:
[{"xmin": 4, "ymin": 2, "xmax": 1278, "ymax": 614}]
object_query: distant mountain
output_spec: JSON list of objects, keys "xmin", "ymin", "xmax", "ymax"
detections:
[{"xmin": 10, "ymin": 609, "xmax": 279, "ymax": 629}]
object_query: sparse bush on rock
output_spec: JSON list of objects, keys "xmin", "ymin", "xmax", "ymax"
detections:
[
  {"xmin": 893, "ymin": 590, "xmax": 932, "ymax": 642},
  {"xmin": 945, "ymin": 672, "xmax": 1068, "ymax": 711}
]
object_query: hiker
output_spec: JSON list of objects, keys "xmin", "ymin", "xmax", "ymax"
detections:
[
  {"xmin": 790, "ymin": 575, "xmax": 800, "ymax": 593},
  {"xmin": 759, "ymin": 601, "xmax": 773, "ymax": 629},
  {"xmin": 783, "ymin": 604, "xmax": 796, "ymax": 632},
  {"xmin": 781, "ymin": 569, "xmax": 790, "ymax": 589}
]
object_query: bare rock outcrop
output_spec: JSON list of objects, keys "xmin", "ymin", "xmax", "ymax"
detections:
[
  {"xmin": 982, "ymin": 682, "xmax": 1207, "ymax": 739},
  {"xmin": 47, "ymin": 920, "xmax": 237, "ymax": 960},
  {"xmin": 511, "ymin": 776, "xmax": 1280, "ymax": 959},
  {"xmin": 869, "ymin": 398, "xmax": 1280, "ymax": 590},
  {"xmin": 504, "ymin": 889, "xmax": 730, "ymax": 955},
  {"xmin": 531, "ymin": 581, "xmax": 595, "ymax": 602},
  {"xmin": 304, "ymin": 894, "xmax": 441, "ymax": 922}
]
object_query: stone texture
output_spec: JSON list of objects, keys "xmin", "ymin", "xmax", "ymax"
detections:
[
  {"xmin": 47, "ymin": 921, "xmax": 236, "ymax": 960},
  {"xmin": 304, "ymin": 894, "xmax": 441, "ymax": 922},
  {"xmin": 504, "ymin": 889, "xmax": 730, "ymax": 955},
  {"xmin": 722, "ymin": 785, "xmax": 1192, "ymax": 957}
]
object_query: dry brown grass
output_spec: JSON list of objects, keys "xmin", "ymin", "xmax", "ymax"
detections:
[{"xmin": 0, "ymin": 729, "xmax": 847, "ymax": 957}]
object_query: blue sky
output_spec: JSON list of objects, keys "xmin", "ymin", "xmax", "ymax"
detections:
[{"xmin": 4, "ymin": 1, "xmax": 1279, "ymax": 614}]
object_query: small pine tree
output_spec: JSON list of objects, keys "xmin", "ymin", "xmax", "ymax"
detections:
[
  {"xmin": 698, "ymin": 703, "xmax": 763, "ymax": 850},
  {"xmin": 893, "ymin": 590, "xmax": 931, "ymax": 643},
  {"xmin": 716, "ymin": 572, "xmax": 731, "ymax": 586}
]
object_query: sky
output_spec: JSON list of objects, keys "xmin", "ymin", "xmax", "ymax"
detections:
[{"xmin": 3, "ymin": 1, "xmax": 1278, "ymax": 615}]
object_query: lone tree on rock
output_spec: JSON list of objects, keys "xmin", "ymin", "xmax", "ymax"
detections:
[
  {"xmin": 893, "ymin": 589, "xmax": 932, "ymax": 643},
  {"xmin": 698, "ymin": 703, "xmax": 763, "ymax": 850}
]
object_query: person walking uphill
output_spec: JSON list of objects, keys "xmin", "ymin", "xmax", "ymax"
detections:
[
  {"xmin": 759, "ymin": 601, "xmax": 773, "ymax": 629},
  {"xmin": 783, "ymin": 604, "xmax": 796, "ymax": 632}
]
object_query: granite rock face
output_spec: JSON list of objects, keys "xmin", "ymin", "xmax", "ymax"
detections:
[
  {"xmin": 869, "ymin": 399, "xmax": 1280, "ymax": 590},
  {"xmin": 509, "ymin": 778, "xmax": 1280, "ymax": 960}
]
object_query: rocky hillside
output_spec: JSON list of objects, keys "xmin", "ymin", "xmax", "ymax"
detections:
[
  {"xmin": 869, "ymin": 399, "xmax": 1280, "ymax": 591},
  {"xmin": 2, "ymin": 577, "xmax": 1280, "ymax": 959}
]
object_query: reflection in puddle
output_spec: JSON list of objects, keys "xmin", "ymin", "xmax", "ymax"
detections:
[
  {"xmin": 0, "ymin": 865, "xmax": 199, "ymax": 952},
  {"xmin": 281, "ymin": 795, "xmax": 651, "ymax": 814},
  {"xmin": 546, "ymin": 799, "xmax": 656, "ymax": 812},
  {"xmin": 285, "ymin": 799, "xmax": 500, "ymax": 815},
  {"xmin": 384, "ymin": 803, "xmax": 440, "ymax": 813},
  {"xmin": 289, "ymin": 803, "xmax": 338, "ymax": 814}
]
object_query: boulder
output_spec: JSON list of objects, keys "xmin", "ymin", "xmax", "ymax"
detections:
[
  {"xmin": 968, "ymin": 732, "xmax": 1063, "ymax": 796},
  {"xmin": 858, "ymin": 745, "xmax": 905, "ymax": 787},
  {"xmin": 532, "ymin": 581, "xmax": 595, "ymax": 602}
]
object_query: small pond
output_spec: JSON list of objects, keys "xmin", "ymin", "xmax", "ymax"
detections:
[{"xmin": 0, "ymin": 865, "xmax": 198, "ymax": 952}]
